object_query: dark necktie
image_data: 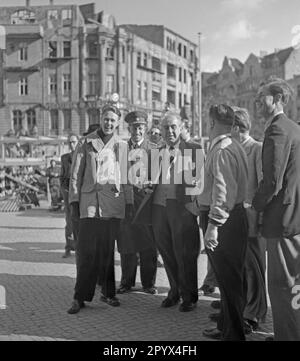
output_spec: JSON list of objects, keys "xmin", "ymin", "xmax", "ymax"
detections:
[{"xmin": 169, "ymin": 146, "xmax": 175, "ymax": 164}]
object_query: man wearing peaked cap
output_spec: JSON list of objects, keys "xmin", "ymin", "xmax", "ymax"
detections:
[{"xmin": 117, "ymin": 110, "xmax": 158, "ymax": 295}]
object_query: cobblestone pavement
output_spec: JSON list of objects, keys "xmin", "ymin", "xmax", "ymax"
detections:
[{"xmin": 0, "ymin": 201, "xmax": 274, "ymax": 341}]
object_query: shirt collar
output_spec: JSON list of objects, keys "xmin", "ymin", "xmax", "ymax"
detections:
[
  {"xmin": 264, "ymin": 111, "xmax": 284, "ymax": 130},
  {"xmin": 209, "ymin": 133, "xmax": 231, "ymax": 151},
  {"xmin": 131, "ymin": 138, "xmax": 144, "ymax": 148}
]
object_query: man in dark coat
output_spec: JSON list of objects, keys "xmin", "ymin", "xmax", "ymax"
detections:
[
  {"xmin": 60, "ymin": 134, "xmax": 79, "ymax": 258},
  {"xmin": 117, "ymin": 111, "xmax": 158, "ymax": 295},
  {"xmin": 253, "ymin": 78, "xmax": 300, "ymax": 341},
  {"xmin": 134, "ymin": 112, "xmax": 204, "ymax": 312}
]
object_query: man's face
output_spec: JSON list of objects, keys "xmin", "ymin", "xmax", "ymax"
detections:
[
  {"xmin": 255, "ymin": 86, "xmax": 275, "ymax": 120},
  {"xmin": 50, "ymin": 160, "xmax": 56, "ymax": 167},
  {"xmin": 69, "ymin": 136, "xmax": 78, "ymax": 152},
  {"xmin": 100, "ymin": 111, "xmax": 120, "ymax": 135},
  {"xmin": 180, "ymin": 126, "xmax": 190, "ymax": 141},
  {"xmin": 150, "ymin": 129, "xmax": 161, "ymax": 144},
  {"xmin": 161, "ymin": 115, "xmax": 182, "ymax": 146},
  {"xmin": 129, "ymin": 123, "xmax": 146, "ymax": 143}
]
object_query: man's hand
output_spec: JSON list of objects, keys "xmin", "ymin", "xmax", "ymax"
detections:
[
  {"xmin": 204, "ymin": 223, "xmax": 219, "ymax": 251},
  {"xmin": 70, "ymin": 202, "xmax": 80, "ymax": 220},
  {"xmin": 125, "ymin": 204, "xmax": 135, "ymax": 222}
]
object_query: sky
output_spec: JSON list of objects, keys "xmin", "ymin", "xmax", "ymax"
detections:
[{"xmin": 3, "ymin": 0, "xmax": 300, "ymax": 72}]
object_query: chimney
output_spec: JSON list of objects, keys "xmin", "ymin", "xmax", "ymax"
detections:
[{"xmin": 26, "ymin": 0, "xmax": 30, "ymax": 6}]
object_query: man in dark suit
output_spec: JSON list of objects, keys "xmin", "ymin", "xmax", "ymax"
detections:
[
  {"xmin": 117, "ymin": 111, "xmax": 158, "ymax": 295},
  {"xmin": 134, "ymin": 112, "xmax": 203, "ymax": 312},
  {"xmin": 60, "ymin": 134, "xmax": 79, "ymax": 258},
  {"xmin": 253, "ymin": 78, "xmax": 300, "ymax": 341}
]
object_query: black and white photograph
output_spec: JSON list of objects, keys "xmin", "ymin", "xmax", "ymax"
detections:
[{"xmin": 0, "ymin": 0, "xmax": 300, "ymax": 346}]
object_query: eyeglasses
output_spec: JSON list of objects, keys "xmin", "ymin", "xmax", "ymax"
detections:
[{"xmin": 151, "ymin": 132, "xmax": 161, "ymax": 136}]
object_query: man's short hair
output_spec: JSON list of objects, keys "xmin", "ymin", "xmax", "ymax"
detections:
[
  {"xmin": 101, "ymin": 104, "xmax": 121, "ymax": 118},
  {"xmin": 261, "ymin": 77, "xmax": 294, "ymax": 106},
  {"xmin": 209, "ymin": 104, "xmax": 234, "ymax": 126},
  {"xmin": 162, "ymin": 111, "xmax": 182, "ymax": 124},
  {"xmin": 233, "ymin": 107, "xmax": 251, "ymax": 132}
]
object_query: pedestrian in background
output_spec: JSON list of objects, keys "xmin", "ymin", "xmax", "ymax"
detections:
[
  {"xmin": 60, "ymin": 134, "xmax": 79, "ymax": 258},
  {"xmin": 253, "ymin": 78, "xmax": 300, "ymax": 341}
]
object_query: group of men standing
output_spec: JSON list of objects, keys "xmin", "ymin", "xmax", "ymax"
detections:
[{"xmin": 59, "ymin": 76, "xmax": 300, "ymax": 341}]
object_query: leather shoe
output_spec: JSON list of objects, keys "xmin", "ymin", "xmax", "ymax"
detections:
[
  {"xmin": 209, "ymin": 312, "xmax": 220, "ymax": 322},
  {"xmin": 203, "ymin": 327, "xmax": 222, "ymax": 340},
  {"xmin": 62, "ymin": 250, "xmax": 71, "ymax": 258},
  {"xmin": 117, "ymin": 286, "xmax": 132, "ymax": 294},
  {"xmin": 142, "ymin": 287, "xmax": 158, "ymax": 295},
  {"xmin": 100, "ymin": 295, "xmax": 120, "ymax": 307},
  {"xmin": 210, "ymin": 300, "xmax": 221, "ymax": 309},
  {"xmin": 198, "ymin": 284, "xmax": 215, "ymax": 295},
  {"xmin": 179, "ymin": 301, "xmax": 197, "ymax": 312},
  {"xmin": 67, "ymin": 300, "xmax": 84, "ymax": 314},
  {"xmin": 161, "ymin": 298, "xmax": 179, "ymax": 308}
]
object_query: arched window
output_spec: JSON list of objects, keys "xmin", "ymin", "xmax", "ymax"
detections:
[
  {"xmin": 13, "ymin": 110, "xmax": 22, "ymax": 132},
  {"xmin": 26, "ymin": 109, "xmax": 36, "ymax": 130}
]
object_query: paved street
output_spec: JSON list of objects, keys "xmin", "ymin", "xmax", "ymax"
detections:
[{"xmin": 0, "ymin": 201, "xmax": 274, "ymax": 341}]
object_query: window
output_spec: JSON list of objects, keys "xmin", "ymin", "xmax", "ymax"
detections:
[
  {"xmin": 297, "ymin": 85, "xmax": 300, "ymax": 97},
  {"xmin": 152, "ymin": 90, "xmax": 161, "ymax": 102},
  {"xmin": 26, "ymin": 109, "xmax": 36, "ymax": 129},
  {"xmin": 190, "ymin": 50, "xmax": 194, "ymax": 62},
  {"xmin": 63, "ymin": 41, "xmax": 71, "ymax": 57},
  {"xmin": 122, "ymin": 45, "xmax": 126, "ymax": 63},
  {"xmin": 178, "ymin": 43, "xmax": 182, "ymax": 56},
  {"xmin": 143, "ymin": 53, "xmax": 147, "ymax": 67},
  {"xmin": 167, "ymin": 89, "xmax": 175, "ymax": 105},
  {"xmin": 47, "ymin": 10, "xmax": 58, "ymax": 20},
  {"xmin": 88, "ymin": 73, "xmax": 97, "ymax": 95},
  {"xmin": 122, "ymin": 76, "xmax": 126, "ymax": 97},
  {"xmin": 48, "ymin": 41, "xmax": 57, "ymax": 58},
  {"xmin": 88, "ymin": 41, "xmax": 97, "ymax": 57},
  {"xmin": 63, "ymin": 74, "xmax": 71, "ymax": 97},
  {"xmin": 183, "ymin": 45, "xmax": 187, "ymax": 58},
  {"xmin": 63, "ymin": 110, "xmax": 71, "ymax": 131},
  {"xmin": 13, "ymin": 110, "xmax": 22, "ymax": 132},
  {"xmin": 137, "ymin": 80, "xmax": 142, "ymax": 101},
  {"xmin": 179, "ymin": 67, "xmax": 182, "ymax": 82},
  {"xmin": 106, "ymin": 75, "xmax": 114, "ymax": 94},
  {"xmin": 184, "ymin": 94, "xmax": 187, "ymax": 104},
  {"xmin": 152, "ymin": 57, "xmax": 161, "ymax": 72},
  {"xmin": 49, "ymin": 74, "xmax": 57, "ymax": 96},
  {"xmin": 106, "ymin": 46, "xmax": 114, "ymax": 61},
  {"xmin": 179, "ymin": 92, "xmax": 182, "ymax": 107},
  {"xmin": 143, "ymin": 82, "xmax": 148, "ymax": 101},
  {"xmin": 184, "ymin": 69, "xmax": 187, "ymax": 84},
  {"xmin": 19, "ymin": 46, "xmax": 28, "ymax": 61},
  {"xmin": 167, "ymin": 63, "xmax": 176, "ymax": 78},
  {"xmin": 50, "ymin": 110, "xmax": 59, "ymax": 133},
  {"xmin": 11, "ymin": 10, "xmax": 36, "ymax": 24},
  {"xmin": 137, "ymin": 52, "xmax": 141, "ymax": 67},
  {"xmin": 62, "ymin": 9, "xmax": 72, "ymax": 26},
  {"xmin": 19, "ymin": 78, "xmax": 28, "ymax": 95}
]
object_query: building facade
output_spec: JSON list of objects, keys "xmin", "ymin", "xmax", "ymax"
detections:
[
  {"xmin": 202, "ymin": 47, "xmax": 300, "ymax": 140},
  {"xmin": 0, "ymin": 1, "xmax": 200, "ymax": 138}
]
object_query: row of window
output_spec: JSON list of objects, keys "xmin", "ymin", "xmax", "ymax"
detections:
[
  {"xmin": 49, "ymin": 109, "xmax": 72, "ymax": 131},
  {"xmin": 11, "ymin": 9, "xmax": 72, "ymax": 25},
  {"xmin": 166, "ymin": 36, "xmax": 195, "ymax": 61},
  {"xmin": 13, "ymin": 109, "xmax": 36, "ymax": 130},
  {"xmin": 17, "ymin": 74, "xmax": 71, "ymax": 96}
]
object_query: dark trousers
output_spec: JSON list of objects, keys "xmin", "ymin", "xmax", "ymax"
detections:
[
  {"xmin": 205, "ymin": 206, "xmax": 248, "ymax": 341},
  {"xmin": 74, "ymin": 218, "xmax": 120, "ymax": 302},
  {"xmin": 267, "ymin": 235, "xmax": 300, "ymax": 341},
  {"xmin": 152, "ymin": 200, "xmax": 200, "ymax": 304},
  {"xmin": 61, "ymin": 188, "xmax": 74, "ymax": 252},
  {"xmin": 243, "ymin": 236, "xmax": 267, "ymax": 323},
  {"xmin": 120, "ymin": 248, "xmax": 157, "ymax": 289}
]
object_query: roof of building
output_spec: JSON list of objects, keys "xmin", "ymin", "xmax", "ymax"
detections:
[
  {"xmin": 120, "ymin": 24, "xmax": 197, "ymax": 47},
  {"xmin": 261, "ymin": 47, "xmax": 294, "ymax": 67}
]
